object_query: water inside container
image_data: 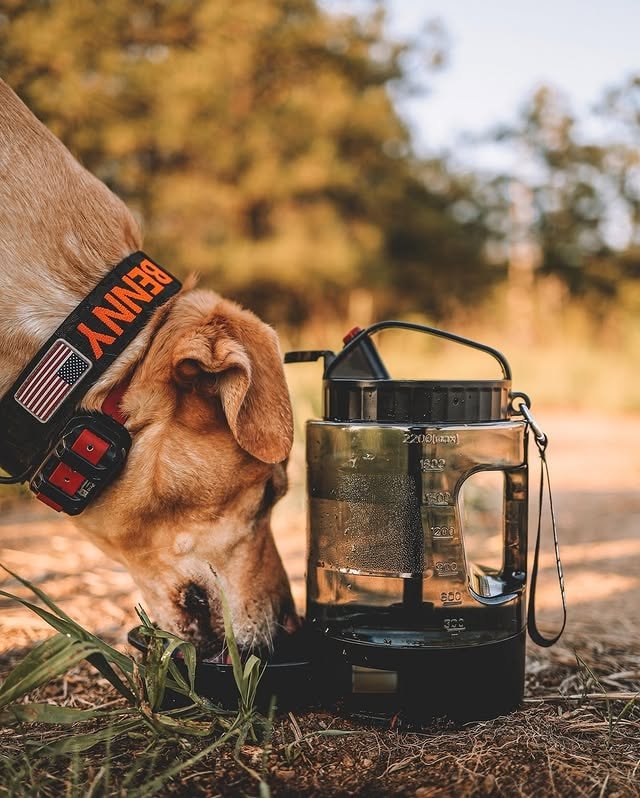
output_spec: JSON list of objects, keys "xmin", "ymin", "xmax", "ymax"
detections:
[{"xmin": 306, "ymin": 421, "xmax": 528, "ymax": 650}]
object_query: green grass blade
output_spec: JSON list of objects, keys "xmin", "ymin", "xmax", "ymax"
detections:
[
  {"xmin": 151, "ymin": 637, "xmax": 186, "ymax": 710},
  {"xmin": 0, "ymin": 590, "xmax": 136, "ymax": 700},
  {"xmin": 0, "ymin": 633, "xmax": 70, "ymax": 693},
  {"xmin": 0, "ymin": 588, "xmax": 133, "ymax": 672},
  {"xmin": 219, "ymin": 589, "xmax": 244, "ymax": 703},
  {"xmin": 37, "ymin": 718, "xmax": 143, "ymax": 755},
  {"xmin": 0, "ymin": 563, "xmax": 76, "ymax": 623},
  {"xmin": 0, "ymin": 703, "xmax": 131, "ymax": 725},
  {"xmin": 0, "ymin": 639, "xmax": 102, "ymax": 708},
  {"xmin": 243, "ymin": 655, "xmax": 265, "ymax": 709},
  {"xmin": 180, "ymin": 641, "xmax": 197, "ymax": 694},
  {"xmin": 134, "ymin": 612, "xmax": 198, "ymax": 703},
  {"xmin": 151, "ymin": 714, "xmax": 215, "ymax": 737}
]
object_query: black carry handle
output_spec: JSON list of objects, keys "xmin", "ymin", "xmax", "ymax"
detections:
[{"xmin": 324, "ymin": 321, "xmax": 512, "ymax": 381}]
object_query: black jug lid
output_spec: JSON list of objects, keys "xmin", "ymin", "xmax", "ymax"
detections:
[
  {"xmin": 285, "ymin": 321, "xmax": 513, "ymax": 423},
  {"xmin": 324, "ymin": 378, "xmax": 511, "ymax": 423}
]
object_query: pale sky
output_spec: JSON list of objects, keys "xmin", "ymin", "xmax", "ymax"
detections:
[{"xmin": 326, "ymin": 1, "xmax": 640, "ymax": 172}]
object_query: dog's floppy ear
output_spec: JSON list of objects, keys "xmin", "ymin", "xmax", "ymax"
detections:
[{"xmin": 171, "ymin": 303, "xmax": 293, "ymax": 464}]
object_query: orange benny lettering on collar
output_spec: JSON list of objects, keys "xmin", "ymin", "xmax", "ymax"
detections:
[{"xmin": 77, "ymin": 260, "xmax": 176, "ymax": 359}]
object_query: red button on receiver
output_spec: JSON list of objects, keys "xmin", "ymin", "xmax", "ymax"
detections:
[
  {"xmin": 71, "ymin": 429, "xmax": 110, "ymax": 465},
  {"xmin": 49, "ymin": 463, "xmax": 86, "ymax": 496}
]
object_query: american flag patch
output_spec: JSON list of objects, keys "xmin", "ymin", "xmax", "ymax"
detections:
[{"xmin": 15, "ymin": 339, "xmax": 92, "ymax": 423}]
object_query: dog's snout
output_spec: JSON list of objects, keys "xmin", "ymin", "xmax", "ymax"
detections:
[{"xmin": 174, "ymin": 581, "xmax": 224, "ymax": 656}]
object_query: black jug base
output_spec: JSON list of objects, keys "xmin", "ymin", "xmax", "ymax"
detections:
[{"xmin": 312, "ymin": 631, "xmax": 526, "ymax": 725}]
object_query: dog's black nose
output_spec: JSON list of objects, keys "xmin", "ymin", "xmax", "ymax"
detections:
[{"xmin": 182, "ymin": 582, "xmax": 209, "ymax": 617}]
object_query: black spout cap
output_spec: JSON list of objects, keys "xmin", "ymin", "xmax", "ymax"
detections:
[
  {"xmin": 284, "ymin": 350, "xmax": 336, "ymax": 370},
  {"xmin": 285, "ymin": 324, "xmax": 391, "ymax": 380}
]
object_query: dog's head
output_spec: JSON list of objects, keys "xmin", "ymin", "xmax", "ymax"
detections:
[
  {"xmin": 77, "ymin": 289, "xmax": 297, "ymax": 656},
  {"xmin": 0, "ymin": 79, "xmax": 298, "ymax": 657}
]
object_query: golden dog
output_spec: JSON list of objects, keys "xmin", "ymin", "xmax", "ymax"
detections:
[{"xmin": 0, "ymin": 79, "xmax": 297, "ymax": 655}]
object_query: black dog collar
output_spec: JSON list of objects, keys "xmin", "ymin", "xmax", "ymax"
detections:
[{"xmin": 0, "ymin": 251, "xmax": 181, "ymax": 511}]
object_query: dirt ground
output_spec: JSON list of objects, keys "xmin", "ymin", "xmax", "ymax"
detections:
[{"xmin": 1, "ymin": 409, "xmax": 639, "ymax": 796}]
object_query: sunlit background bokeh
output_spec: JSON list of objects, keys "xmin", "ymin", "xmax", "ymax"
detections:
[
  {"xmin": 1, "ymin": 0, "xmax": 639, "ymax": 632},
  {"xmin": 2, "ymin": 0, "xmax": 639, "ymax": 413}
]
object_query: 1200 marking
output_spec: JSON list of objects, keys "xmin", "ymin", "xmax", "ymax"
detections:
[{"xmin": 431, "ymin": 526, "xmax": 455, "ymax": 538}]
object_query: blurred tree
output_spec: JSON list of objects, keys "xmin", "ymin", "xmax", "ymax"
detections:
[
  {"xmin": 597, "ymin": 75, "xmax": 640, "ymax": 285},
  {"xmin": 0, "ymin": 0, "xmax": 494, "ymax": 325},
  {"xmin": 488, "ymin": 85, "xmax": 640, "ymax": 309}
]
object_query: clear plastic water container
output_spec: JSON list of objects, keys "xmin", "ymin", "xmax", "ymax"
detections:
[{"xmin": 286, "ymin": 322, "xmax": 538, "ymax": 722}]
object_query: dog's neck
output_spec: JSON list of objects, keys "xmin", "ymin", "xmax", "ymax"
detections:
[{"xmin": 0, "ymin": 80, "xmax": 143, "ymax": 400}]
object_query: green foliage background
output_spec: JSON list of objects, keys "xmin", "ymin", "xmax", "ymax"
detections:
[{"xmin": 0, "ymin": 0, "xmax": 639, "ymax": 329}]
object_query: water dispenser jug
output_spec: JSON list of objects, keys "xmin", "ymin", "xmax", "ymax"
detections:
[{"xmin": 286, "ymin": 322, "xmax": 565, "ymax": 723}]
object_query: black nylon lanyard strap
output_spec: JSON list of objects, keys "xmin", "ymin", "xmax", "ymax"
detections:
[{"xmin": 521, "ymin": 403, "xmax": 567, "ymax": 647}]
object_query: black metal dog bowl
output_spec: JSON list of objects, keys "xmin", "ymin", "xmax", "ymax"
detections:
[{"xmin": 127, "ymin": 626, "xmax": 314, "ymax": 712}]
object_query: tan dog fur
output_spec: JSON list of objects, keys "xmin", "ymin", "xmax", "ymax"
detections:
[{"xmin": 0, "ymin": 79, "xmax": 297, "ymax": 654}]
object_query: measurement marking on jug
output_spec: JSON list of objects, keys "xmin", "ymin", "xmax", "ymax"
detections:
[
  {"xmin": 420, "ymin": 457, "xmax": 446, "ymax": 472},
  {"xmin": 443, "ymin": 617, "xmax": 466, "ymax": 632},
  {"xmin": 424, "ymin": 491, "xmax": 453, "ymax": 506},
  {"xmin": 435, "ymin": 560, "xmax": 459, "ymax": 575},
  {"xmin": 440, "ymin": 591, "xmax": 462, "ymax": 606},
  {"xmin": 403, "ymin": 432, "xmax": 459, "ymax": 445},
  {"xmin": 431, "ymin": 526, "xmax": 455, "ymax": 538}
]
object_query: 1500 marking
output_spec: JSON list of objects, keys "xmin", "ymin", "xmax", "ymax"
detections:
[{"xmin": 420, "ymin": 457, "xmax": 446, "ymax": 471}]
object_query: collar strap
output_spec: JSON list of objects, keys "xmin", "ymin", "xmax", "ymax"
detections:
[
  {"xmin": 101, "ymin": 378, "xmax": 131, "ymax": 425},
  {"xmin": 0, "ymin": 251, "xmax": 181, "ymax": 480}
]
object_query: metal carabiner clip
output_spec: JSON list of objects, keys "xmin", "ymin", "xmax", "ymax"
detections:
[
  {"xmin": 519, "ymin": 403, "xmax": 548, "ymax": 451},
  {"xmin": 510, "ymin": 393, "xmax": 548, "ymax": 451}
]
